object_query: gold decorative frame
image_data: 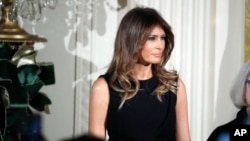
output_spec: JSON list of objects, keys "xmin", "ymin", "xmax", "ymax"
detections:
[{"xmin": 245, "ymin": 0, "xmax": 250, "ymax": 62}]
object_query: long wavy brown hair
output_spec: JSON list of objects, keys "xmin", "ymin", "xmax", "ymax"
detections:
[{"xmin": 106, "ymin": 7, "xmax": 178, "ymax": 108}]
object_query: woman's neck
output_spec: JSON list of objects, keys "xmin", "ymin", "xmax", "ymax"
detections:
[{"xmin": 132, "ymin": 64, "xmax": 153, "ymax": 80}]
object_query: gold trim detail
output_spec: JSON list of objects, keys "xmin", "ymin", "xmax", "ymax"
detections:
[
  {"xmin": 245, "ymin": 0, "xmax": 250, "ymax": 62},
  {"xmin": 0, "ymin": 0, "xmax": 47, "ymax": 43}
]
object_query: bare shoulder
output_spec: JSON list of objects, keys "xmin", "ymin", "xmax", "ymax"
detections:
[
  {"xmin": 91, "ymin": 77, "xmax": 108, "ymax": 91},
  {"xmin": 175, "ymin": 77, "xmax": 190, "ymax": 140},
  {"xmin": 88, "ymin": 77, "xmax": 109, "ymax": 138},
  {"xmin": 177, "ymin": 78, "xmax": 186, "ymax": 94},
  {"xmin": 178, "ymin": 78, "xmax": 185, "ymax": 89},
  {"xmin": 90, "ymin": 77, "xmax": 109, "ymax": 104}
]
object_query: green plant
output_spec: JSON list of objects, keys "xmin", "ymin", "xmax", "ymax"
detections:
[{"xmin": 0, "ymin": 42, "xmax": 55, "ymax": 141}]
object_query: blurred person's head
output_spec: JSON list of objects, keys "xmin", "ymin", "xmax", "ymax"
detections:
[{"xmin": 230, "ymin": 60, "xmax": 250, "ymax": 110}]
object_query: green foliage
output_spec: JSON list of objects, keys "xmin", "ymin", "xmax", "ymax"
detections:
[{"xmin": 0, "ymin": 42, "xmax": 55, "ymax": 141}]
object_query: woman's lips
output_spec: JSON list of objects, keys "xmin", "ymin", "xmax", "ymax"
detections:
[{"xmin": 152, "ymin": 53, "xmax": 162, "ymax": 57}]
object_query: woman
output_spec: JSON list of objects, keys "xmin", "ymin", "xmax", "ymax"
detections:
[
  {"xmin": 207, "ymin": 60, "xmax": 250, "ymax": 141},
  {"xmin": 88, "ymin": 7, "xmax": 190, "ymax": 141}
]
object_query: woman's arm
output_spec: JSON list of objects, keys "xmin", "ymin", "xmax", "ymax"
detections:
[
  {"xmin": 88, "ymin": 77, "xmax": 109, "ymax": 139},
  {"xmin": 175, "ymin": 78, "xmax": 191, "ymax": 141}
]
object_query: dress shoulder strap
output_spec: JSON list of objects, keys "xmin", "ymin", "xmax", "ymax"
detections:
[{"xmin": 98, "ymin": 73, "xmax": 111, "ymax": 85}]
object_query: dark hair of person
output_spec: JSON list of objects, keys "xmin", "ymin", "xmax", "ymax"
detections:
[{"xmin": 106, "ymin": 7, "xmax": 178, "ymax": 108}]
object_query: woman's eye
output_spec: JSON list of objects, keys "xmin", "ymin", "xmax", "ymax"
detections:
[
  {"xmin": 161, "ymin": 36, "xmax": 166, "ymax": 40},
  {"xmin": 147, "ymin": 36, "xmax": 166, "ymax": 41},
  {"xmin": 148, "ymin": 36, "xmax": 156, "ymax": 40}
]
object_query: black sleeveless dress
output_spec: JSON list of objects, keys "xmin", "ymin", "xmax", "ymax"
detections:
[{"xmin": 101, "ymin": 74, "xmax": 177, "ymax": 141}]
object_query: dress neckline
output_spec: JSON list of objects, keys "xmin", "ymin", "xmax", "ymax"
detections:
[{"xmin": 138, "ymin": 76, "xmax": 156, "ymax": 83}]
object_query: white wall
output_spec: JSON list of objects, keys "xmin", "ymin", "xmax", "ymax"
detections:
[
  {"xmin": 20, "ymin": 0, "xmax": 246, "ymax": 141},
  {"xmin": 213, "ymin": 0, "xmax": 245, "ymax": 130},
  {"xmin": 22, "ymin": 1, "xmax": 76, "ymax": 140}
]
